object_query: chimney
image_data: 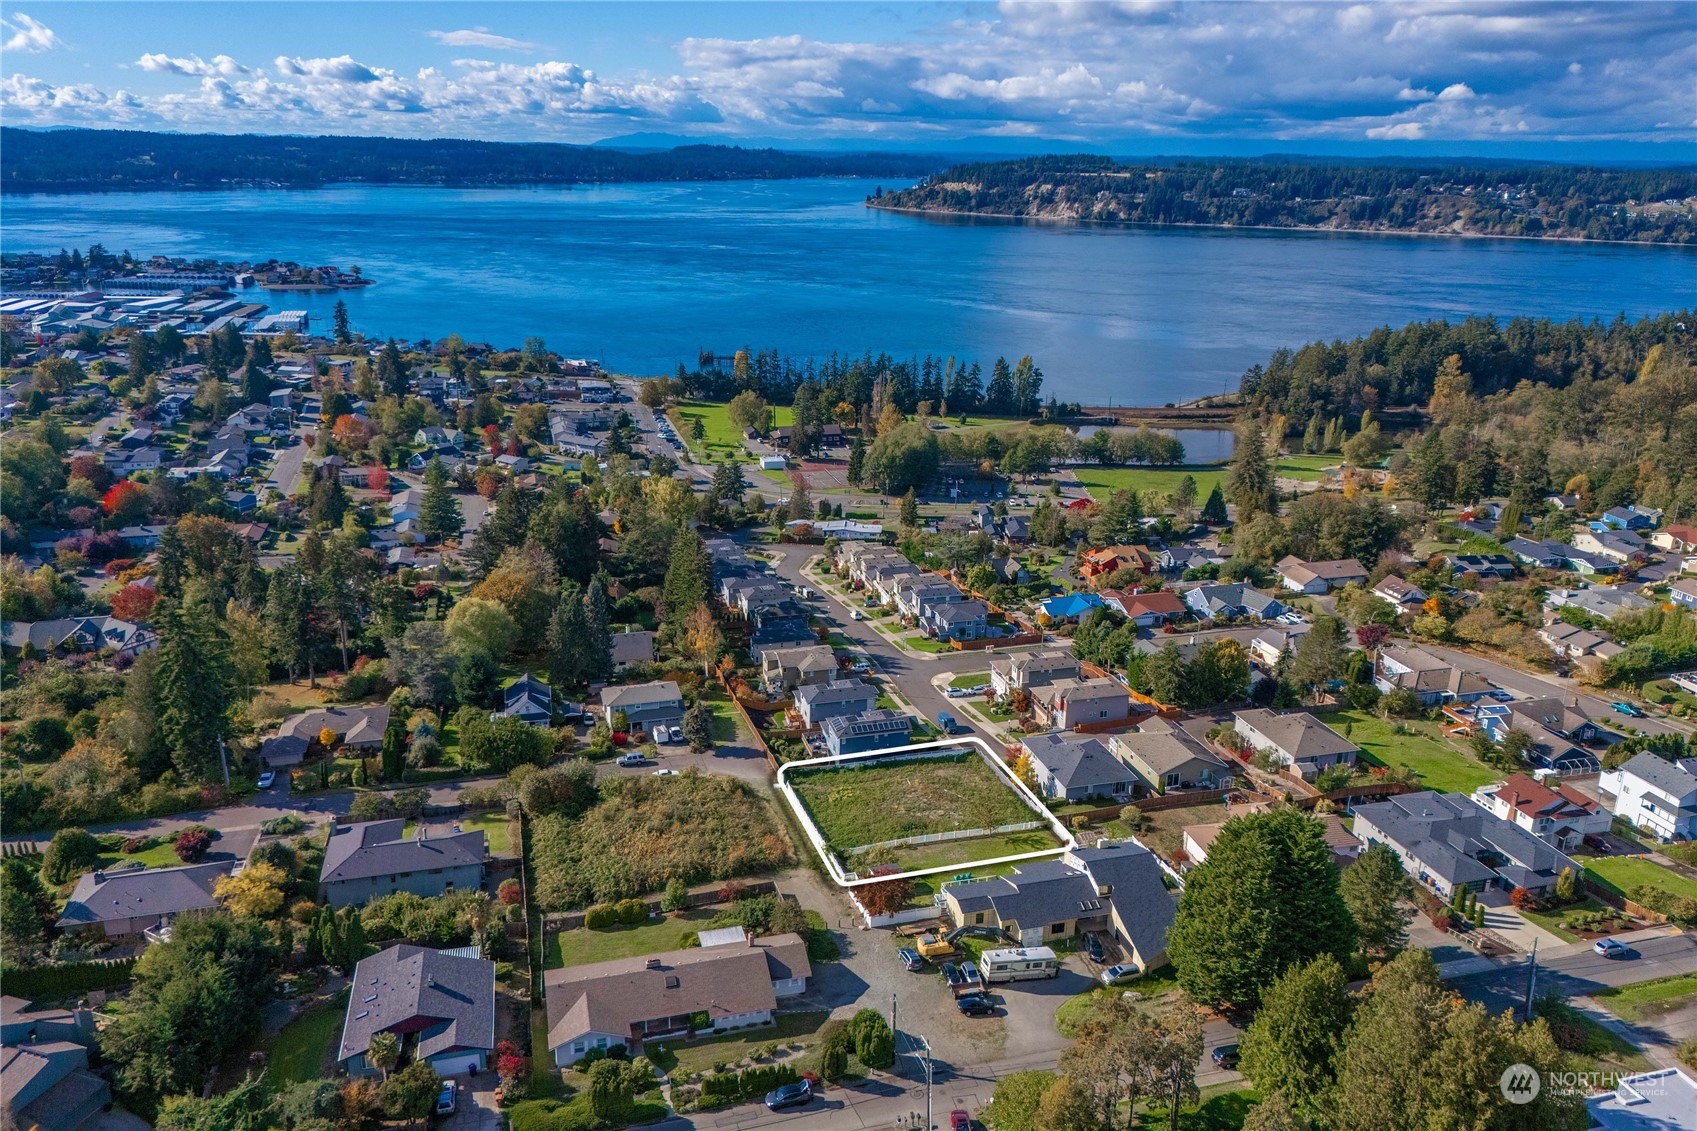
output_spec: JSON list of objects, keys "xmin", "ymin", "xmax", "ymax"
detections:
[
  {"xmin": 645, "ymin": 957, "xmax": 663, "ymax": 969},
  {"xmin": 1095, "ymin": 838, "xmax": 1107, "ymax": 850}
]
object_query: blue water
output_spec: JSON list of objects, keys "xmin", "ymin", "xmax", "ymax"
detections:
[{"xmin": 5, "ymin": 179, "xmax": 1693, "ymax": 404}]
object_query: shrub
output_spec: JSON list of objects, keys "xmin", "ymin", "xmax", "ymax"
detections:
[
  {"xmin": 661, "ymin": 878, "xmax": 690, "ymax": 912},
  {"xmin": 614, "ymin": 898, "xmax": 649, "ymax": 925},
  {"xmin": 498, "ymin": 879, "xmax": 523, "ymax": 906},
  {"xmin": 260, "ymin": 814, "xmax": 306, "ymax": 836},
  {"xmin": 699, "ymin": 1063, "xmax": 799, "ymax": 1103},
  {"xmin": 40, "ymin": 828, "xmax": 103, "ymax": 885},
  {"xmin": 583, "ymin": 904, "xmax": 619, "ymax": 929},
  {"xmin": 174, "ymin": 829, "xmax": 213, "ymax": 862},
  {"xmin": 120, "ymin": 836, "xmax": 156, "ymax": 854},
  {"xmin": 1628, "ymin": 885, "xmax": 1697, "ymax": 926}
]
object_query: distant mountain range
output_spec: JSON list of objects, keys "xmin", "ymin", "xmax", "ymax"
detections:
[{"xmin": 0, "ymin": 128, "xmax": 942, "ymax": 193}]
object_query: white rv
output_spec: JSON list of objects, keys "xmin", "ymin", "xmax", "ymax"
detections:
[{"xmin": 979, "ymin": 946, "xmax": 1060, "ymax": 982}]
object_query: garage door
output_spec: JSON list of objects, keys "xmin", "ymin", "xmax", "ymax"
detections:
[{"xmin": 429, "ymin": 1052, "xmax": 484, "ymax": 1077}]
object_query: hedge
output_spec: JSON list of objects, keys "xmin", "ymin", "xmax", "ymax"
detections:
[
  {"xmin": 0, "ymin": 958, "xmax": 136, "ymax": 999},
  {"xmin": 581, "ymin": 899, "xmax": 651, "ymax": 929},
  {"xmin": 700, "ymin": 1063, "xmax": 799, "ymax": 1103}
]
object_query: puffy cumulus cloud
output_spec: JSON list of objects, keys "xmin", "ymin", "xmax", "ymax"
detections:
[
  {"xmin": 428, "ymin": 28, "xmax": 537, "ymax": 52},
  {"xmin": 1, "ymin": 12, "xmax": 61, "ymax": 53},
  {"xmin": 3, "ymin": 2, "xmax": 1693, "ymax": 144}
]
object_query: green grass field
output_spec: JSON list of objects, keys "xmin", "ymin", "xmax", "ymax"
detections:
[
  {"xmin": 266, "ymin": 993, "xmax": 347, "ymax": 1085},
  {"xmin": 404, "ymin": 810, "xmax": 513, "ymax": 855},
  {"xmin": 791, "ymin": 754, "xmax": 1038, "ymax": 852},
  {"xmin": 1584, "ymin": 856, "xmax": 1697, "ymax": 902},
  {"xmin": 949, "ymin": 672, "xmax": 992, "ymax": 690},
  {"xmin": 1317, "ymin": 709, "xmax": 1498, "ymax": 794},
  {"xmin": 669, "ymin": 400, "xmax": 794, "ymax": 462},
  {"xmin": 1595, "ymin": 973, "xmax": 1697, "ymax": 1024},
  {"xmin": 902, "ymin": 634, "xmax": 953, "ymax": 654},
  {"xmin": 547, "ymin": 908, "xmax": 720, "ymax": 969},
  {"xmin": 646, "ymin": 1011, "xmax": 830, "ymax": 1079},
  {"xmin": 882, "ymin": 828, "xmax": 1063, "ymax": 873},
  {"xmin": 1074, "ymin": 454, "xmax": 1336, "ymax": 503},
  {"xmin": 1514, "ymin": 896, "xmax": 1619, "ymax": 943}
]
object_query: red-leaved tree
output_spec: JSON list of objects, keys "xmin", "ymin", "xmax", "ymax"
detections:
[
  {"xmin": 365, "ymin": 465, "xmax": 390, "ymax": 493},
  {"xmin": 110, "ymin": 582, "xmax": 159, "ymax": 623},
  {"xmin": 857, "ymin": 877, "xmax": 915, "ymax": 918},
  {"xmin": 1356, "ymin": 624, "xmax": 1390, "ymax": 650},
  {"xmin": 102, "ymin": 480, "xmax": 149, "ymax": 522}
]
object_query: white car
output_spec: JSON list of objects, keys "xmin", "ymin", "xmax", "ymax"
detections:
[
  {"xmin": 850, "ymin": 610, "xmax": 863, "ymax": 620},
  {"xmin": 669, "ymin": 725, "xmax": 686, "ymax": 744},
  {"xmin": 652, "ymin": 768, "xmax": 679, "ymax": 776}
]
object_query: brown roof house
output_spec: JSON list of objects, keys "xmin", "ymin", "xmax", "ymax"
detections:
[
  {"xmin": 319, "ymin": 819, "xmax": 486, "ymax": 910},
  {"xmin": 544, "ymin": 927, "xmax": 811, "ymax": 1066},
  {"xmin": 338, "ymin": 944, "xmax": 497, "ymax": 1078}
]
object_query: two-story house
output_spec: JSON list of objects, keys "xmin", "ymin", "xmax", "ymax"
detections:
[
  {"xmin": 821, "ymin": 709, "xmax": 913, "ymax": 757},
  {"xmin": 1038, "ymin": 677, "xmax": 1135, "ymax": 730},
  {"xmin": 1232, "ymin": 709, "xmax": 1358, "ymax": 780},
  {"xmin": 1020, "ymin": 733, "xmax": 1134, "ymax": 802},
  {"xmin": 1470, "ymin": 773, "xmax": 1610, "ymax": 852},
  {"xmin": 795, "ymin": 679, "xmax": 878, "ymax": 729},
  {"xmin": 1352, "ymin": 790, "xmax": 1580, "ymax": 898},
  {"xmin": 600, "ymin": 681, "xmax": 685, "ymax": 734},
  {"xmin": 761, "ymin": 644, "xmax": 839, "ymax": 694},
  {"xmin": 990, "ymin": 650, "xmax": 1081, "ymax": 699},
  {"xmin": 927, "ymin": 599, "xmax": 990, "ymax": 642},
  {"xmin": 1598, "ymin": 754, "xmax": 1697, "ymax": 842},
  {"xmin": 1108, "ymin": 718, "xmax": 1230, "ymax": 795}
]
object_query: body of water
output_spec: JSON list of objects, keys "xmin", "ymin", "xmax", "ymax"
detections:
[{"xmin": 6, "ymin": 179, "xmax": 1693, "ymax": 405}]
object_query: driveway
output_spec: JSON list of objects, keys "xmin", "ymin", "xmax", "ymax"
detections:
[
  {"xmin": 1476, "ymin": 888, "xmax": 1568, "ymax": 953},
  {"xmin": 438, "ymin": 1076, "xmax": 499, "ymax": 1130}
]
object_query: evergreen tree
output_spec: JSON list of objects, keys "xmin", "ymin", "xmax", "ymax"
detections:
[
  {"xmin": 1322, "ymin": 416, "xmax": 1345, "ymax": 453},
  {"xmin": 1339, "ymin": 843, "xmax": 1415, "ymax": 958},
  {"xmin": 710, "ymin": 459, "xmax": 745, "ymax": 505},
  {"xmin": 1239, "ymin": 955, "xmax": 1350, "ymax": 1123},
  {"xmin": 155, "ymin": 599, "xmax": 235, "ymax": 782},
  {"xmin": 584, "ymin": 576, "xmax": 613, "ymax": 679},
  {"xmin": 1409, "ymin": 429, "xmax": 1454, "ymax": 512},
  {"xmin": 1226, "ymin": 419, "xmax": 1277, "ymax": 519},
  {"xmin": 1167, "ymin": 807, "xmax": 1357, "ymax": 1009},
  {"xmin": 1302, "ymin": 414, "xmax": 1323, "ymax": 454},
  {"xmin": 0, "ymin": 859, "xmax": 53, "ymax": 966},
  {"xmin": 418, "ymin": 459, "xmax": 464, "ymax": 542},
  {"xmin": 846, "ymin": 435, "xmax": 867, "ymax": 486},
  {"xmin": 380, "ymin": 721, "xmax": 405, "ymax": 781},
  {"xmin": 660, "ymin": 528, "xmax": 710, "ymax": 638},
  {"xmin": 332, "ymin": 299, "xmax": 352, "ymax": 346},
  {"xmin": 239, "ymin": 358, "xmax": 270, "ymax": 406},
  {"xmin": 899, "ymin": 488, "xmax": 920, "ymax": 528},
  {"xmin": 1200, "ymin": 483, "xmax": 1229, "ymax": 525},
  {"xmin": 376, "ymin": 338, "xmax": 409, "ymax": 398},
  {"xmin": 984, "ymin": 356, "xmax": 1015, "ymax": 414}
]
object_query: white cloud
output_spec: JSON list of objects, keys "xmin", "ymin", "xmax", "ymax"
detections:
[
  {"xmin": 427, "ymin": 28, "xmax": 536, "ymax": 52},
  {"xmin": 137, "ymin": 54, "xmax": 252, "ymax": 78},
  {"xmin": 1, "ymin": 12, "xmax": 61, "ymax": 53},
  {"xmin": 1436, "ymin": 82, "xmax": 1477, "ymax": 101},
  {"xmin": 1367, "ymin": 121, "xmax": 1426, "ymax": 139},
  {"xmin": 1398, "ymin": 87, "xmax": 1435, "ymax": 101}
]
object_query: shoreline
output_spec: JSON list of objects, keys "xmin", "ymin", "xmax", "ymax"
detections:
[{"xmin": 863, "ymin": 201, "xmax": 1697, "ymax": 250}]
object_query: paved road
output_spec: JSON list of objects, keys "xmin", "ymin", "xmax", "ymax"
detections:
[
  {"xmin": 265, "ymin": 435, "xmax": 312, "ymax": 498},
  {"xmin": 1423, "ymin": 643, "xmax": 1693, "ymax": 740},
  {"xmin": 1449, "ymin": 929, "xmax": 1697, "ymax": 1018}
]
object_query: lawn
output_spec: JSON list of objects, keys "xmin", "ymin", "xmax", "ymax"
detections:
[
  {"xmin": 699, "ymin": 689, "xmax": 748, "ymax": 744},
  {"xmin": 646, "ymin": 1011, "xmax": 830, "ymax": 1079},
  {"xmin": 547, "ymin": 908, "xmax": 721, "ymax": 969},
  {"xmin": 902, "ymin": 634, "xmax": 953, "ymax": 654},
  {"xmin": 1316, "ymin": 709, "xmax": 1498, "ymax": 794},
  {"xmin": 1134, "ymin": 1085, "xmax": 1258, "ymax": 1131},
  {"xmin": 1073, "ymin": 454, "xmax": 1335, "ymax": 503},
  {"xmin": 1100, "ymin": 799, "xmax": 1233, "ymax": 862},
  {"xmin": 266, "ymin": 992, "xmax": 348, "ymax": 1085},
  {"xmin": 882, "ymin": 828, "xmax": 1063, "ymax": 873},
  {"xmin": 949, "ymin": 672, "xmax": 992, "ymax": 690},
  {"xmin": 1514, "ymin": 896, "xmax": 1619, "ymax": 944},
  {"xmin": 1536, "ymin": 996, "xmax": 1649, "ymax": 1076},
  {"xmin": 98, "ymin": 839, "xmax": 203, "ymax": 871},
  {"xmin": 1595, "ymin": 973, "xmax": 1697, "ymax": 1024},
  {"xmin": 790, "ymin": 753, "xmax": 1039, "ymax": 853},
  {"xmin": 404, "ymin": 809, "xmax": 513, "ymax": 855},
  {"xmin": 1056, "ymin": 967, "xmax": 1184, "ymax": 1036},
  {"xmin": 669, "ymin": 400, "xmax": 794, "ymax": 462},
  {"xmin": 1584, "ymin": 856, "xmax": 1697, "ymax": 902}
]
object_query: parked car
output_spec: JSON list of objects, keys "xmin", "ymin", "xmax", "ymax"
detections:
[
  {"xmin": 960, "ymin": 961, "xmax": 981, "ymax": 987},
  {"xmin": 950, "ymin": 1111, "xmax": 972, "ymax": 1131},
  {"xmin": 615, "ymin": 752, "xmax": 647, "ymax": 767},
  {"xmin": 1610, "ymin": 701, "xmax": 1645, "ymax": 718},
  {"xmin": 1583, "ymin": 833, "xmax": 1614, "ymax": 855},
  {"xmin": 1212, "ymin": 1045, "xmax": 1240, "ymax": 1069},
  {"xmin": 765, "ymin": 1081, "xmax": 813, "ymax": 1111},
  {"xmin": 652, "ymin": 768, "xmax": 678, "ymax": 777},
  {"xmin": 942, "ymin": 961, "xmax": 964, "ymax": 989},
  {"xmin": 668, "ymin": 725, "xmax": 686, "ymax": 743},
  {"xmin": 435, "ymin": 1083, "xmax": 457, "ymax": 1115},
  {"xmin": 1488, "ymin": 690, "xmax": 1516, "ymax": 703},
  {"xmin": 1099, "ymin": 963, "xmax": 1141, "ymax": 986},
  {"xmin": 955, "ymin": 993, "xmax": 995, "ymax": 1016},
  {"xmin": 1083, "ymin": 934, "xmax": 1106, "ymax": 963},
  {"xmin": 898, "ymin": 947, "xmax": 925, "ymax": 972},
  {"xmin": 1594, "ymin": 937, "xmax": 1633, "ymax": 959},
  {"xmin": 256, "ymin": 771, "xmax": 276, "ymax": 789},
  {"xmin": 851, "ymin": 610, "xmax": 863, "ymax": 620}
]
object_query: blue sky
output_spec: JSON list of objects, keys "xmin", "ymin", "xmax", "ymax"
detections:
[{"xmin": 4, "ymin": 2, "xmax": 1694, "ymax": 158}]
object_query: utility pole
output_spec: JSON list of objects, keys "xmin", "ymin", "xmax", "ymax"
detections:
[
  {"xmin": 1524, "ymin": 938, "xmax": 1539, "ymax": 1022},
  {"xmin": 217, "ymin": 735, "xmax": 230, "ymax": 788},
  {"xmin": 918, "ymin": 1034, "xmax": 933, "ymax": 1131}
]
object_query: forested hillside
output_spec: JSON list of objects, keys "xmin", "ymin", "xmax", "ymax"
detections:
[{"xmin": 871, "ymin": 156, "xmax": 1697, "ymax": 243}]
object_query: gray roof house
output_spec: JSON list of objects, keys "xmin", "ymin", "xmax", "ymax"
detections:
[
  {"xmin": 339, "ymin": 944, "xmax": 497, "ymax": 1078},
  {"xmin": 941, "ymin": 841, "xmax": 1176, "ymax": 969},
  {"xmin": 1184, "ymin": 584, "xmax": 1286, "ymax": 622},
  {"xmin": 500, "ymin": 673, "xmax": 553, "ymax": 726},
  {"xmin": 610, "ymin": 629, "xmax": 656, "ymax": 670},
  {"xmin": 56, "ymin": 861, "xmax": 234, "ymax": 939},
  {"xmin": 1276, "ymin": 556, "xmax": 1369, "ymax": 594},
  {"xmin": 795, "ymin": 679, "xmax": 878, "ymax": 728},
  {"xmin": 1232, "ymin": 709, "xmax": 1358, "ymax": 779},
  {"xmin": 1109, "ymin": 719, "xmax": 1230, "ymax": 794},
  {"xmin": 1, "ymin": 1038, "xmax": 109, "ymax": 1131},
  {"xmin": 0, "ymin": 615, "xmax": 156, "ymax": 659},
  {"xmin": 1351, "ymin": 791, "xmax": 1580, "ymax": 898},
  {"xmin": 276, "ymin": 705, "xmax": 391, "ymax": 749},
  {"xmin": 1598, "ymin": 754, "xmax": 1697, "ymax": 842},
  {"xmin": 1039, "ymin": 676, "xmax": 1135, "ymax": 730},
  {"xmin": 319, "ymin": 819, "xmax": 487, "ymax": 910},
  {"xmin": 761, "ymin": 643, "xmax": 838, "ymax": 693},
  {"xmin": 990, "ymin": 650, "xmax": 1081, "ymax": 698},
  {"xmin": 600, "ymin": 681, "xmax": 685, "ymax": 733},
  {"xmin": 1374, "ymin": 644, "xmax": 1493, "ymax": 706},
  {"xmin": 822, "ymin": 709, "xmax": 913, "ymax": 757},
  {"xmin": 928, "ymin": 599, "xmax": 990, "ymax": 642},
  {"xmin": 1020, "ymin": 733, "xmax": 1135, "ymax": 802}
]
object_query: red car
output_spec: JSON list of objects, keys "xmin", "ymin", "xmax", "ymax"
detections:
[{"xmin": 951, "ymin": 1112, "xmax": 972, "ymax": 1131}]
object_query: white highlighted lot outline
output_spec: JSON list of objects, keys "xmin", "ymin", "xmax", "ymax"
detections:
[{"xmin": 774, "ymin": 735, "xmax": 1076, "ymax": 888}]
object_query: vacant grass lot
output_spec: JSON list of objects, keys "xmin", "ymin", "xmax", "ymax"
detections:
[
  {"xmin": 1317, "ymin": 709, "xmax": 1498, "ymax": 794},
  {"xmin": 1584, "ymin": 856, "xmax": 1697, "ymax": 902},
  {"xmin": 1596, "ymin": 973, "xmax": 1697, "ymax": 1023},
  {"xmin": 882, "ymin": 828, "xmax": 1063, "ymax": 873},
  {"xmin": 266, "ymin": 992, "xmax": 347, "ymax": 1085},
  {"xmin": 546, "ymin": 908, "xmax": 720, "ymax": 969},
  {"xmin": 791, "ymin": 754, "xmax": 1038, "ymax": 852},
  {"xmin": 669, "ymin": 400, "xmax": 794, "ymax": 462}
]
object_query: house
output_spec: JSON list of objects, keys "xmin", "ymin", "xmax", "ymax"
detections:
[
  {"xmin": 0, "ymin": 997, "xmax": 95, "ymax": 1047},
  {"xmin": 1021, "ymin": 733, "xmax": 1134, "ymax": 802},
  {"xmin": 1587, "ymin": 1068, "xmax": 1697, "ymax": 1131},
  {"xmin": 1597, "ymin": 754, "xmax": 1697, "ymax": 841},
  {"xmin": 1599, "ymin": 504, "xmax": 1661, "ymax": 531},
  {"xmin": 319, "ymin": 819, "xmax": 486, "ymax": 909},
  {"xmin": 1183, "ymin": 813, "xmax": 1358, "ymax": 867},
  {"xmin": 1109, "ymin": 718, "xmax": 1230, "ymax": 794},
  {"xmin": 1351, "ymin": 791, "xmax": 1580, "ymax": 898},
  {"xmin": 928, "ymin": 599, "xmax": 990, "ymax": 642},
  {"xmin": 868, "ymin": 562, "xmax": 924, "ymax": 605},
  {"xmin": 263, "ymin": 705, "xmax": 391, "ymax": 766},
  {"xmin": 761, "ymin": 644, "xmax": 838, "ymax": 693},
  {"xmin": 1470, "ymin": 700, "xmax": 1601, "ymax": 775},
  {"xmin": 117, "ymin": 523, "xmax": 169, "ymax": 549},
  {"xmin": 600, "ymin": 681, "xmax": 685, "ymax": 734},
  {"xmin": 1544, "ymin": 494, "xmax": 1582, "ymax": 511},
  {"xmin": 1184, "ymin": 583, "xmax": 1286, "ymax": 622},
  {"xmin": 1001, "ymin": 514, "xmax": 1031, "ymax": 543},
  {"xmin": 1038, "ymin": 592, "xmax": 1105, "ymax": 624},
  {"xmin": 1505, "ymin": 537, "xmax": 1572, "ymax": 570},
  {"xmin": 338, "ymin": 945, "xmax": 496, "ymax": 1077},
  {"xmin": 941, "ymin": 841, "xmax": 1175, "ymax": 969},
  {"xmin": 544, "ymin": 929, "xmax": 811, "ymax": 1064},
  {"xmin": 56, "ymin": 861, "xmax": 235, "ymax": 939},
  {"xmin": 1445, "ymin": 553, "xmax": 1517, "ymax": 580},
  {"xmin": 1573, "ymin": 528, "xmax": 1649, "ymax": 564},
  {"xmin": 1275, "ymin": 556, "xmax": 1368, "ymax": 594},
  {"xmin": 609, "ymin": 628, "xmax": 657, "ymax": 670},
  {"xmin": 0, "ymin": 1038, "xmax": 109, "ymax": 1131},
  {"xmin": 749, "ymin": 607, "xmax": 816, "ymax": 659},
  {"xmin": 1372, "ymin": 575, "xmax": 1428, "ymax": 607},
  {"xmin": 1537, "ymin": 621, "xmax": 1615, "ymax": 659},
  {"xmin": 758, "ymin": 455, "xmax": 787, "ymax": 471},
  {"xmin": 500, "ymin": 673, "xmax": 553, "ymax": 726},
  {"xmin": 1546, "ymin": 586, "xmax": 1653, "ymax": 621},
  {"xmin": 1232, "ymin": 709, "xmax": 1359, "ymax": 780},
  {"xmin": 1038, "ymin": 676, "xmax": 1135, "ymax": 729},
  {"xmin": 1249, "ymin": 625, "xmax": 1310, "ymax": 668},
  {"xmin": 0, "ymin": 615, "xmax": 156, "ymax": 659},
  {"xmin": 1470, "ymin": 774, "xmax": 1610, "ymax": 852},
  {"xmin": 1100, "ymin": 588, "xmax": 1187, "ymax": 627},
  {"xmin": 1650, "ymin": 524, "xmax": 1697, "ymax": 554},
  {"xmin": 898, "ymin": 579, "xmax": 965, "ymax": 622},
  {"xmin": 795, "ymin": 679, "xmax": 878, "ymax": 728},
  {"xmin": 988, "ymin": 554, "xmax": 1027, "ymax": 584},
  {"xmin": 1079, "ymin": 545, "xmax": 1156, "ymax": 585},
  {"xmin": 1671, "ymin": 578, "xmax": 1697, "ymax": 609},
  {"xmin": 990, "ymin": 650, "xmax": 1081, "ymax": 698},
  {"xmin": 1373, "ymin": 644, "xmax": 1493, "ymax": 706},
  {"xmin": 822, "ymin": 709, "xmax": 914, "ymax": 757}
]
